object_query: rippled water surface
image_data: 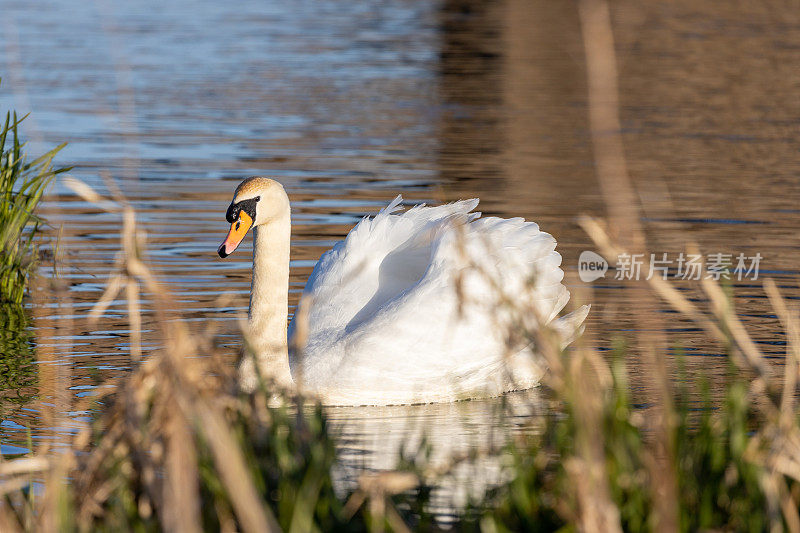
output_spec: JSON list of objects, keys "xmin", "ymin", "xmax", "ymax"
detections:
[{"xmin": 2, "ymin": 0, "xmax": 799, "ymax": 512}]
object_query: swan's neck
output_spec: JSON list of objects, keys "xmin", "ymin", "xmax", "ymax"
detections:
[{"xmin": 248, "ymin": 213, "xmax": 293, "ymax": 387}]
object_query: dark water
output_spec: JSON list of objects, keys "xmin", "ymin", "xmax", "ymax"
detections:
[{"xmin": 1, "ymin": 0, "xmax": 799, "ymax": 513}]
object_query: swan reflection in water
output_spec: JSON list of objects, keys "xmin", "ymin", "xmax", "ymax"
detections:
[{"xmin": 324, "ymin": 388, "xmax": 546, "ymax": 519}]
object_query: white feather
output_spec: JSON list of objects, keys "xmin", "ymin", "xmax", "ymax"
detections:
[{"xmin": 287, "ymin": 196, "xmax": 589, "ymax": 405}]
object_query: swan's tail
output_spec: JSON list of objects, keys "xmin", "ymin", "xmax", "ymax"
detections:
[{"xmin": 552, "ymin": 304, "xmax": 591, "ymax": 349}]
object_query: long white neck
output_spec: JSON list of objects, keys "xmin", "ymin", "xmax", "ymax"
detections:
[{"xmin": 247, "ymin": 211, "xmax": 293, "ymax": 388}]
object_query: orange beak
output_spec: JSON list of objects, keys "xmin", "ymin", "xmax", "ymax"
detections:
[{"xmin": 218, "ymin": 211, "xmax": 253, "ymax": 258}]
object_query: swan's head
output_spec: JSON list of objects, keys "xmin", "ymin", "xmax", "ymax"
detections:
[{"xmin": 218, "ymin": 177, "xmax": 289, "ymax": 258}]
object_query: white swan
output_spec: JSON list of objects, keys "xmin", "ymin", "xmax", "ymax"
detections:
[{"xmin": 218, "ymin": 177, "xmax": 589, "ymax": 406}]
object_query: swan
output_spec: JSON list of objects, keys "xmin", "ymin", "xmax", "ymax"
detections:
[{"xmin": 218, "ymin": 176, "xmax": 589, "ymax": 406}]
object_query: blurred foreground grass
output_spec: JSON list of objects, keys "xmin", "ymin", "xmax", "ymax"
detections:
[{"xmin": 2, "ymin": 176, "xmax": 799, "ymax": 532}]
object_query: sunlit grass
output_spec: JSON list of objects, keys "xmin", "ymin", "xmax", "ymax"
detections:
[{"xmin": 0, "ymin": 81, "xmax": 69, "ymax": 304}]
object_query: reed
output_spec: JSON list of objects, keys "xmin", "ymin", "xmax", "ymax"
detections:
[{"xmin": 0, "ymin": 80, "xmax": 69, "ymax": 304}]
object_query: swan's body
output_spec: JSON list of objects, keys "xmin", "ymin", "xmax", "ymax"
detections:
[{"xmin": 220, "ymin": 177, "xmax": 588, "ymax": 406}]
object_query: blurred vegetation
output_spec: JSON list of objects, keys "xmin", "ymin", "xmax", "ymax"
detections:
[
  {"xmin": 0, "ymin": 78, "xmax": 69, "ymax": 304},
  {"xmin": 63, "ymin": 370, "xmax": 435, "ymax": 532},
  {"xmin": 467, "ymin": 348, "xmax": 782, "ymax": 533},
  {"xmin": 3, "ymin": 262, "xmax": 797, "ymax": 531},
  {"xmin": 2, "ymin": 180, "xmax": 798, "ymax": 532}
]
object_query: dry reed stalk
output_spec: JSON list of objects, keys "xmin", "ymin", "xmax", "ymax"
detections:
[
  {"xmin": 343, "ymin": 472, "xmax": 418, "ymax": 533},
  {"xmin": 546, "ymin": 313, "xmax": 622, "ymax": 530},
  {"xmin": 191, "ymin": 396, "xmax": 280, "ymax": 533},
  {"xmin": 163, "ymin": 397, "xmax": 202, "ymax": 533},
  {"xmin": 701, "ymin": 272, "xmax": 774, "ymax": 382},
  {"xmin": 562, "ymin": 281, "xmax": 621, "ymax": 532},
  {"xmin": 578, "ymin": 0, "xmax": 678, "ymax": 529},
  {"xmin": 565, "ymin": 349, "xmax": 623, "ymax": 532},
  {"xmin": 288, "ymin": 293, "xmax": 312, "ymax": 390},
  {"xmin": 29, "ymin": 275, "xmax": 67, "ymax": 460},
  {"xmin": 755, "ymin": 280, "xmax": 800, "ymax": 532},
  {"xmin": 577, "ymin": 0, "xmax": 642, "ymax": 250},
  {"xmin": 0, "ymin": 458, "xmax": 48, "ymax": 478},
  {"xmin": 0, "ymin": 508, "xmax": 22, "ymax": 533},
  {"xmin": 764, "ymin": 278, "xmax": 800, "ymax": 427}
]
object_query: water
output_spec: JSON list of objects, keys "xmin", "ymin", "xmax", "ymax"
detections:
[{"xmin": 2, "ymin": 0, "xmax": 799, "ymax": 514}]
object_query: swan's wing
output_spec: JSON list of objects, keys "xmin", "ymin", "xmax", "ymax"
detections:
[
  {"xmin": 291, "ymin": 196, "xmax": 480, "ymax": 338},
  {"xmin": 294, "ymin": 204, "xmax": 588, "ymax": 404}
]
